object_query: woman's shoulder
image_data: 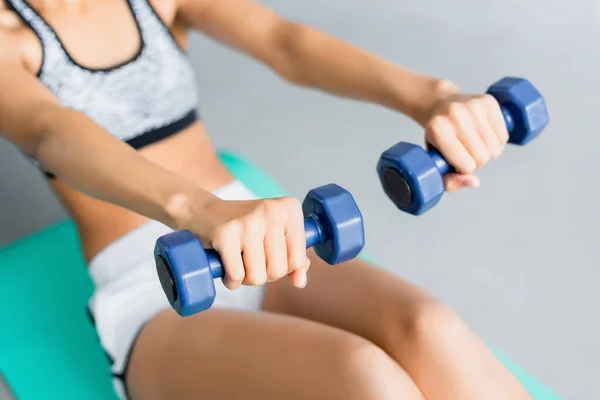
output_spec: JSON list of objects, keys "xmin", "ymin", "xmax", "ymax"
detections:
[
  {"xmin": 0, "ymin": 0, "xmax": 35, "ymax": 69},
  {"xmin": 0, "ymin": 6, "xmax": 23, "ymax": 65},
  {"xmin": 0, "ymin": 0, "xmax": 23, "ymax": 32},
  {"xmin": 148, "ymin": 0, "xmax": 190, "ymax": 44},
  {"xmin": 0, "ymin": 0, "xmax": 11, "ymax": 21},
  {"xmin": 148, "ymin": 0, "xmax": 178, "ymax": 27}
]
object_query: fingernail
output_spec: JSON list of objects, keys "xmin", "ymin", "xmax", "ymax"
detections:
[
  {"xmin": 463, "ymin": 178, "xmax": 480, "ymax": 188},
  {"xmin": 298, "ymin": 272, "xmax": 308, "ymax": 289}
]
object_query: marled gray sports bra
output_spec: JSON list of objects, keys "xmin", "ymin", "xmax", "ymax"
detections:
[{"xmin": 5, "ymin": 0, "xmax": 199, "ymax": 177}]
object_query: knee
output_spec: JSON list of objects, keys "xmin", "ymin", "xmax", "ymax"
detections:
[
  {"xmin": 402, "ymin": 300, "xmax": 469, "ymax": 348},
  {"xmin": 332, "ymin": 337, "xmax": 423, "ymax": 400}
]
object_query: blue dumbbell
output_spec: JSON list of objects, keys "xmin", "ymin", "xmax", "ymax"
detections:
[
  {"xmin": 154, "ymin": 184, "xmax": 365, "ymax": 317},
  {"xmin": 376, "ymin": 77, "xmax": 550, "ymax": 215}
]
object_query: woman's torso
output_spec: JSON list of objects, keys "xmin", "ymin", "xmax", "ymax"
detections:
[{"xmin": 0, "ymin": 0, "xmax": 233, "ymax": 261}]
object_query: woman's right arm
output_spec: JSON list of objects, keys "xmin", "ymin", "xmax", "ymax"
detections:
[
  {"xmin": 0, "ymin": 34, "xmax": 308, "ymax": 289},
  {"xmin": 0, "ymin": 33, "xmax": 215, "ymax": 231}
]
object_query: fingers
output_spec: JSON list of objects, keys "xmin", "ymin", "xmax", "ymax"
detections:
[
  {"xmin": 281, "ymin": 196, "xmax": 308, "ymax": 288},
  {"xmin": 426, "ymin": 94, "xmax": 509, "ymax": 187},
  {"xmin": 483, "ymin": 94, "xmax": 510, "ymax": 145},
  {"xmin": 443, "ymin": 173, "xmax": 480, "ymax": 192},
  {"xmin": 426, "ymin": 116, "xmax": 476, "ymax": 174},
  {"xmin": 289, "ymin": 268, "xmax": 308, "ymax": 288},
  {"xmin": 449, "ymin": 103, "xmax": 490, "ymax": 169},
  {"xmin": 212, "ymin": 221, "xmax": 245, "ymax": 290},
  {"xmin": 288, "ymin": 255, "xmax": 311, "ymax": 288},
  {"xmin": 264, "ymin": 218, "xmax": 288, "ymax": 283},
  {"xmin": 213, "ymin": 197, "xmax": 308, "ymax": 291},
  {"xmin": 466, "ymin": 97, "xmax": 505, "ymax": 160},
  {"xmin": 241, "ymin": 214, "xmax": 267, "ymax": 286}
]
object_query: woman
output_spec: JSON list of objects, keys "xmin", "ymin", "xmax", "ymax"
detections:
[{"xmin": 0, "ymin": 0, "xmax": 530, "ymax": 398}]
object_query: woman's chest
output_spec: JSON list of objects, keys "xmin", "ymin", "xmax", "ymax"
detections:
[{"xmin": 0, "ymin": 0, "xmax": 185, "ymax": 74}]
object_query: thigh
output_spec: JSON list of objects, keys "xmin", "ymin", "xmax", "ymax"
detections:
[
  {"xmin": 263, "ymin": 251, "xmax": 434, "ymax": 349},
  {"xmin": 126, "ymin": 307, "xmax": 423, "ymax": 400},
  {"xmin": 264, "ymin": 253, "xmax": 531, "ymax": 400}
]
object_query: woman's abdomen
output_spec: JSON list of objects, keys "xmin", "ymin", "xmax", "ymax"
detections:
[{"xmin": 50, "ymin": 122, "xmax": 234, "ymax": 263}]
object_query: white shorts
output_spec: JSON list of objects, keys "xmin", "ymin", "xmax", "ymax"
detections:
[{"xmin": 87, "ymin": 180, "xmax": 266, "ymax": 399}]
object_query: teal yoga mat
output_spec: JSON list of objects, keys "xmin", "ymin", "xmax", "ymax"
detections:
[{"xmin": 0, "ymin": 151, "xmax": 560, "ymax": 399}]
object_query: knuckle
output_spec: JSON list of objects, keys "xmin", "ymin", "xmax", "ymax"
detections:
[
  {"xmin": 243, "ymin": 213, "xmax": 263, "ymax": 233},
  {"xmin": 244, "ymin": 270, "xmax": 267, "ymax": 286},
  {"xmin": 226, "ymin": 269, "xmax": 245, "ymax": 287},
  {"xmin": 474, "ymin": 153, "xmax": 490, "ymax": 168},
  {"xmin": 458, "ymin": 157, "xmax": 476, "ymax": 174},
  {"xmin": 489, "ymin": 145, "xmax": 503, "ymax": 159},
  {"xmin": 260, "ymin": 199, "xmax": 284, "ymax": 221},
  {"xmin": 260, "ymin": 198, "xmax": 278, "ymax": 212},
  {"xmin": 428, "ymin": 117, "xmax": 452, "ymax": 141},
  {"xmin": 267, "ymin": 266, "xmax": 287, "ymax": 282},
  {"xmin": 447, "ymin": 101, "xmax": 467, "ymax": 117},
  {"xmin": 466, "ymin": 97, "xmax": 482, "ymax": 111},
  {"xmin": 214, "ymin": 221, "xmax": 240, "ymax": 243},
  {"xmin": 225, "ymin": 219, "xmax": 243, "ymax": 232},
  {"xmin": 288, "ymin": 257, "xmax": 305, "ymax": 273},
  {"xmin": 482, "ymin": 94, "xmax": 499, "ymax": 108},
  {"xmin": 461, "ymin": 165, "xmax": 476, "ymax": 175},
  {"xmin": 281, "ymin": 196, "xmax": 302, "ymax": 214}
]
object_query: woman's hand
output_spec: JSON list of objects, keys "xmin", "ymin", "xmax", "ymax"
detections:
[
  {"xmin": 415, "ymin": 80, "xmax": 510, "ymax": 192},
  {"xmin": 179, "ymin": 195, "xmax": 310, "ymax": 291}
]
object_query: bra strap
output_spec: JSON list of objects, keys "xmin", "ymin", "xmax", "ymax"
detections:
[{"xmin": 4, "ymin": 0, "xmax": 68, "ymax": 73}]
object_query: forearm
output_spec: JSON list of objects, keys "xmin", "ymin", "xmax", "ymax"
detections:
[
  {"xmin": 275, "ymin": 23, "xmax": 449, "ymax": 124},
  {"xmin": 34, "ymin": 106, "xmax": 215, "ymax": 229}
]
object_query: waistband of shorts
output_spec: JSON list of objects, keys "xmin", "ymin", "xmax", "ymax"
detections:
[{"xmin": 88, "ymin": 179, "xmax": 259, "ymax": 285}]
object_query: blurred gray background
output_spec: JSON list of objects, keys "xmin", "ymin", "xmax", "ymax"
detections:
[{"xmin": 1, "ymin": 0, "xmax": 598, "ymax": 398}]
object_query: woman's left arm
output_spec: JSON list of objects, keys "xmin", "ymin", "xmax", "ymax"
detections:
[
  {"xmin": 177, "ymin": 0, "xmax": 509, "ymax": 191},
  {"xmin": 176, "ymin": 0, "xmax": 441, "ymax": 123}
]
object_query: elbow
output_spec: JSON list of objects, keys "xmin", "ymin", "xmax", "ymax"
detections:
[
  {"xmin": 29, "ymin": 103, "xmax": 69, "ymax": 161},
  {"xmin": 270, "ymin": 21, "xmax": 311, "ymax": 86}
]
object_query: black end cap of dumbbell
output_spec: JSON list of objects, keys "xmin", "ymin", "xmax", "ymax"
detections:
[
  {"xmin": 155, "ymin": 254, "xmax": 178, "ymax": 304},
  {"xmin": 381, "ymin": 167, "xmax": 413, "ymax": 208}
]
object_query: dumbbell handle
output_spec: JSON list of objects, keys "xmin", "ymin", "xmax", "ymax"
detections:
[
  {"xmin": 429, "ymin": 105, "xmax": 514, "ymax": 175},
  {"xmin": 205, "ymin": 216, "xmax": 323, "ymax": 279}
]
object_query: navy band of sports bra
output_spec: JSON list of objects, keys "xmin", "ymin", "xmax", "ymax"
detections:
[{"xmin": 5, "ymin": 0, "xmax": 199, "ymax": 178}]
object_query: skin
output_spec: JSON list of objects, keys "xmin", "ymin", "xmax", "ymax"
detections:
[{"xmin": 0, "ymin": 0, "xmax": 529, "ymax": 398}]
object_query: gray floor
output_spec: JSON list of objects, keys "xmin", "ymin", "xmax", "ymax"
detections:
[{"xmin": 1, "ymin": 0, "xmax": 598, "ymax": 398}]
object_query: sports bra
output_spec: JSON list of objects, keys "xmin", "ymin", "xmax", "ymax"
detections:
[{"xmin": 5, "ymin": 0, "xmax": 199, "ymax": 178}]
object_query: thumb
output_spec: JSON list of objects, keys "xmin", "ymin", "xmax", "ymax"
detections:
[
  {"xmin": 443, "ymin": 173, "xmax": 480, "ymax": 192},
  {"xmin": 289, "ymin": 267, "xmax": 308, "ymax": 289}
]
